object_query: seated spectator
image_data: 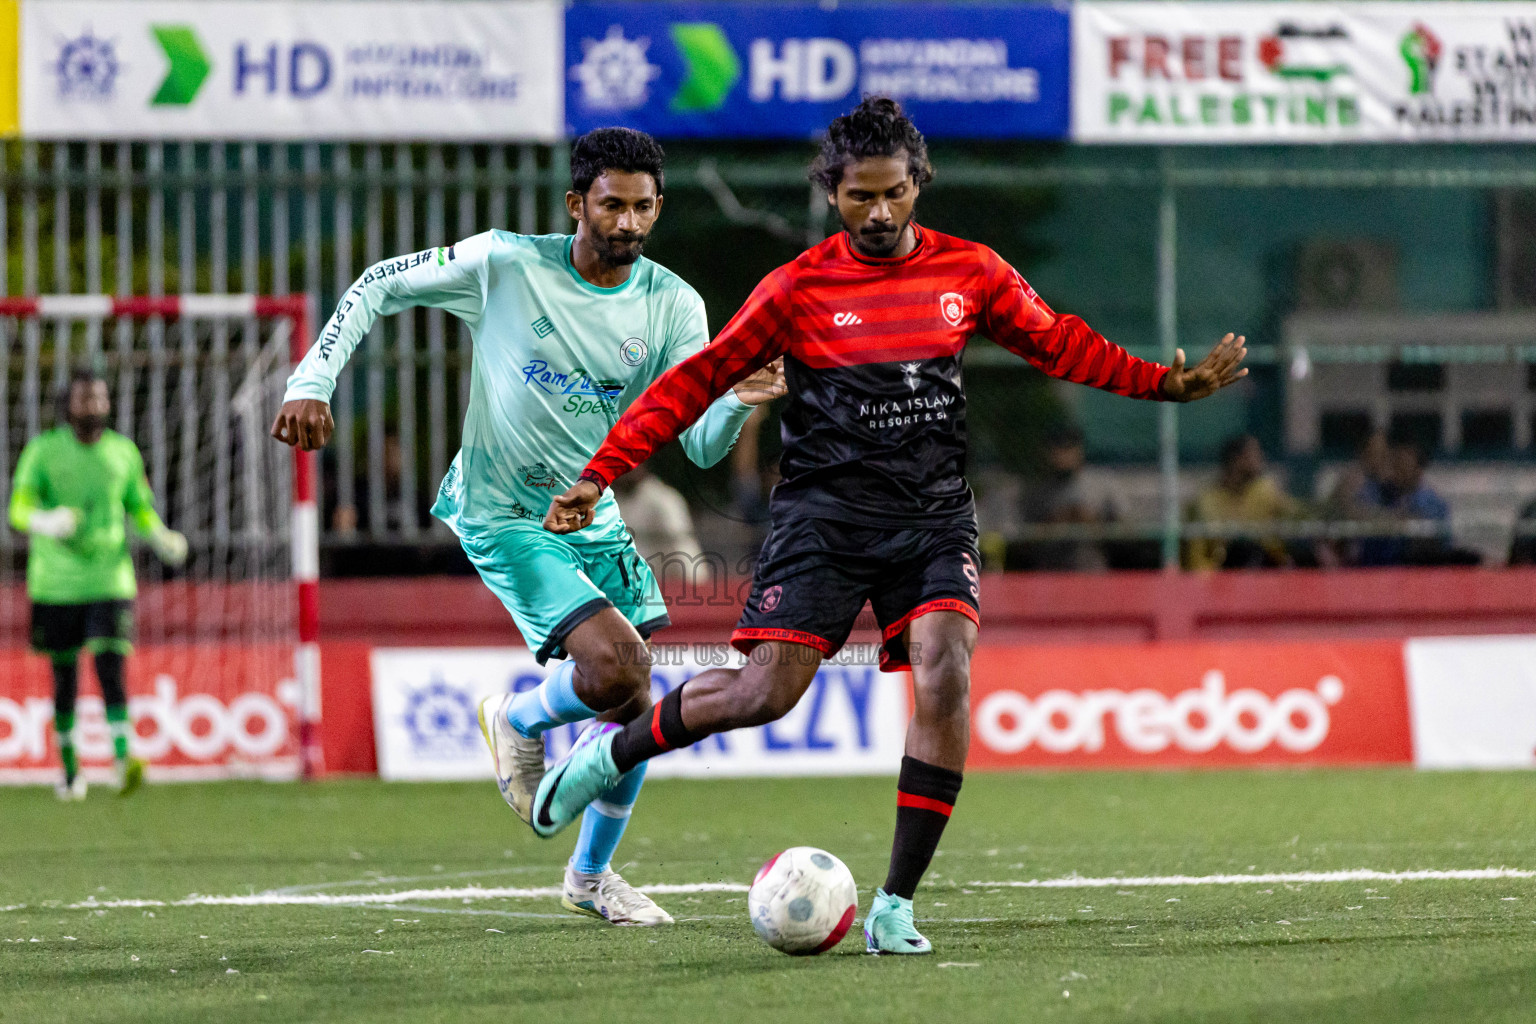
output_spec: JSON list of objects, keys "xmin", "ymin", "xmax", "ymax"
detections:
[
  {"xmin": 1360, "ymin": 439, "xmax": 1474, "ymax": 566},
  {"xmin": 1017, "ymin": 424, "xmax": 1124, "ymax": 571},
  {"xmin": 612, "ymin": 465, "xmax": 717, "ymax": 590},
  {"xmin": 1186, "ymin": 433, "xmax": 1301, "ymax": 570},
  {"xmin": 1318, "ymin": 429, "xmax": 1391, "ymax": 566},
  {"xmin": 1510, "ymin": 496, "xmax": 1536, "ymax": 566}
]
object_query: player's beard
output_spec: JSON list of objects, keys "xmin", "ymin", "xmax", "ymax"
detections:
[
  {"xmin": 70, "ymin": 413, "xmax": 106, "ymax": 443},
  {"xmin": 592, "ymin": 228, "xmax": 648, "ymax": 267},
  {"xmin": 842, "ymin": 208, "xmax": 914, "ymax": 258}
]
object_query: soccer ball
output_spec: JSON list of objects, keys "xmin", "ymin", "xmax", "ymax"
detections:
[{"xmin": 747, "ymin": 846, "xmax": 858, "ymax": 955}]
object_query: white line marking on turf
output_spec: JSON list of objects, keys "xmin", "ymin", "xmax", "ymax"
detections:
[
  {"xmin": 8, "ymin": 882, "xmax": 749, "ymax": 911},
  {"xmin": 966, "ymin": 868, "xmax": 1536, "ymax": 889},
  {"xmin": 7, "ymin": 868, "xmax": 1534, "ymax": 914}
]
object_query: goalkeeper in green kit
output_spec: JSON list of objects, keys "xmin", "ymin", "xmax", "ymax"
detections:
[{"xmin": 8, "ymin": 367, "xmax": 187, "ymax": 799}]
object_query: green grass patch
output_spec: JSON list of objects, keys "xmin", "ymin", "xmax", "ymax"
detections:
[{"xmin": 2, "ymin": 770, "xmax": 1534, "ymax": 1023}]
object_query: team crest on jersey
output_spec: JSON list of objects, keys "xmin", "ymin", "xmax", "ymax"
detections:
[
  {"xmin": 939, "ymin": 292, "xmax": 965, "ymax": 327},
  {"xmin": 620, "ymin": 337, "xmax": 648, "ymax": 366},
  {"xmin": 760, "ymin": 585, "xmax": 783, "ymax": 612}
]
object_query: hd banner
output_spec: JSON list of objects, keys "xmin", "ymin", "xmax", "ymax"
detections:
[
  {"xmin": 20, "ymin": 0, "xmax": 562, "ymax": 139},
  {"xmin": 370, "ymin": 647, "xmax": 910, "ymax": 781},
  {"xmin": 1074, "ymin": 2, "xmax": 1536, "ymax": 142},
  {"xmin": 565, "ymin": 2, "xmax": 1070, "ymax": 139}
]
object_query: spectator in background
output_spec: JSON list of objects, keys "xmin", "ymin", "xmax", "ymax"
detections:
[
  {"xmin": 1318, "ymin": 429, "xmax": 1391, "ymax": 567},
  {"xmin": 1510, "ymin": 494, "xmax": 1536, "ymax": 566},
  {"xmin": 1325, "ymin": 429, "xmax": 1391, "ymax": 518},
  {"xmin": 612, "ymin": 465, "xmax": 714, "ymax": 587},
  {"xmin": 1359, "ymin": 438, "xmax": 1468, "ymax": 566},
  {"xmin": 1186, "ymin": 433, "xmax": 1301, "ymax": 570},
  {"xmin": 1017, "ymin": 423, "xmax": 1123, "ymax": 571}
]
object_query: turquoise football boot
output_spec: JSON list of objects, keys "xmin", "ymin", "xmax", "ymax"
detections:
[
  {"xmin": 863, "ymin": 888, "xmax": 932, "ymax": 955},
  {"xmin": 529, "ymin": 722, "xmax": 623, "ymax": 838}
]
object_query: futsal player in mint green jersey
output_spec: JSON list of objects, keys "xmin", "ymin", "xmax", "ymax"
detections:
[
  {"xmin": 8, "ymin": 367, "xmax": 189, "ymax": 800},
  {"xmin": 272, "ymin": 129, "xmax": 785, "ymax": 925}
]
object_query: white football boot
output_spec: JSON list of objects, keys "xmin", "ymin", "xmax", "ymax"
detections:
[
  {"xmin": 477, "ymin": 693, "xmax": 546, "ymax": 822},
  {"xmin": 55, "ymin": 775, "xmax": 87, "ymax": 801},
  {"xmin": 562, "ymin": 868, "xmax": 674, "ymax": 926}
]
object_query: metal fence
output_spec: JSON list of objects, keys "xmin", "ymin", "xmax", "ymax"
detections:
[
  {"xmin": 6, "ymin": 140, "xmax": 1536, "ymax": 564},
  {"xmin": 1, "ymin": 140, "xmax": 570, "ymax": 546}
]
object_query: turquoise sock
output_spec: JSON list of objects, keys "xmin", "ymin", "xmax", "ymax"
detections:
[
  {"xmin": 570, "ymin": 762, "xmax": 648, "ymax": 875},
  {"xmin": 506, "ymin": 660, "xmax": 593, "ymax": 738}
]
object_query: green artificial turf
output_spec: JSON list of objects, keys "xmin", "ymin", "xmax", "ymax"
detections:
[{"xmin": 2, "ymin": 770, "xmax": 1535, "ymax": 1024}]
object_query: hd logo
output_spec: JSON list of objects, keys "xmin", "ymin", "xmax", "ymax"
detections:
[
  {"xmin": 572, "ymin": 22, "xmax": 741, "ymax": 112},
  {"xmin": 570, "ymin": 23, "xmax": 862, "ymax": 111}
]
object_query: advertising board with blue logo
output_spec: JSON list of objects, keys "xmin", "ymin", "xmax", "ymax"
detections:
[
  {"xmin": 20, "ymin": 1, "xmax": 562, "ymax": 139},
  {"xmin": 565, "ymin": 2, "xmax": 1070, "ymax": 139},
  {"xmin": 370, "ymin": 647, "xmax": 909, "ymax": 781}
]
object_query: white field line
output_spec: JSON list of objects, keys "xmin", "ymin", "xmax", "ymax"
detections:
[
  {"xmin": 6, "ymin": 867, "xmax": 1534, "ymax": 914},
  {"xmin": 967, "ymin": 868, "xmax": 1536, "ymax": 889}
]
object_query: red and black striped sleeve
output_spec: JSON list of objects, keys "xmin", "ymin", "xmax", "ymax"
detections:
[
  {"xmin": 978, "ymin": 249, "xmax": 1169, "ymax": 401},
  {"xmin": 582, "ymin": 269, "xmax": 793, "ymax": 490}
]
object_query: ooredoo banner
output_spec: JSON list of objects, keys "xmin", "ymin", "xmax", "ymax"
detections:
[
  {"xmin": 0, "ymin": 645, "xmax": 303, "ymax": 782},
  {"xmin": 369, "ymin": 646, "xmax": 910, "ymax": 781},
  {"xmin": 565, "ymin": 2, "xmax": 1070, "ymax": 139},
  {"xmin": 21, "ymin": 1, "xmax": 563, "ymax": 139},
  {"xmin": 1074, "ymin": 2, "xmax": 1536, "ymax": 142},
  {"xmin": 967, "ymin": 640, "xmax": 1413, "ymax": 769}
]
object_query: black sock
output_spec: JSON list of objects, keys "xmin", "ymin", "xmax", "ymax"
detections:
[
  {"xmin": 883, "ymin": 756, "xmax": 963, "ymax": 900},
  {"xmin": 610, "ymin": 685, "xmax": 701, "ymax": 774}
]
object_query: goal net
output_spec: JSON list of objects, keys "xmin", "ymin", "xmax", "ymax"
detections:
[{"xmin": 0, "ymin": 295, "xmax": 320, "ymax": 783}]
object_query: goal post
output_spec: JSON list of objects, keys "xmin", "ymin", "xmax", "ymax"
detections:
[{"xmin": 0, "ymin": 294, "xmax": 322, "ymax": 782}]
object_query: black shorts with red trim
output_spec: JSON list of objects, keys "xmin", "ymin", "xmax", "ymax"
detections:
[{"xmin": 732, "ymin": 516, "xmax": 980, "ymax": 671}]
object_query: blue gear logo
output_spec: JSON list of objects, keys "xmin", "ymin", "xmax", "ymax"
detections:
[
  {"xmin": 53, "ymin": 29, "xmax": 121, "ymax": 100},
  {"xmin": 402, "ymin": 677, "xmax": 481, "ymax": 756}
]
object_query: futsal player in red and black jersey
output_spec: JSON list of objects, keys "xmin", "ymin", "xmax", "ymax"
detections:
[{"xmin": 536, "ymin": 98, "xmax": 1248, "ymax": 954}]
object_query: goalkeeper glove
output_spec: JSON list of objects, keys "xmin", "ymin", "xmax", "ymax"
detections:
[
  {"xmin": 27, "ymin": 507, "xmax": 79, "ymax": 540},
  {"xmin": 149, "ymin": 526, "xmax": 189, "ymax": 567}
]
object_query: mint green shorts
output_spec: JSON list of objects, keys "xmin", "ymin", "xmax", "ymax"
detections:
[{"xmin": 458, "ymin": 526, "xmax": 668, "ymax": 664}]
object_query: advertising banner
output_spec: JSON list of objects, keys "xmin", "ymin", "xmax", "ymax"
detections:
[
  {"xmin": 0, "ymin": 645, "xmax": 303, "ymax": 782},
  {"xmin": 1405, "ymin": 635, "xmax": 1536, "ymax": 769},
  {"xmin": 370, "ymin": 646, "xmax": 910, "ymax": 781},
  {"xmin": 21, "ymin": 1, "xmax": 562, "ymax": 139},
  {"xmin": 1073, "ymin": 2, "xmax": 1536, "ymax": 143},
  {"xmin": 565, "ymin": 2, "xmax": 1069, "ymax": 139},
  {"xmin": 967, "ymin": 640, "xmax": 1412, "ymax": 769}
]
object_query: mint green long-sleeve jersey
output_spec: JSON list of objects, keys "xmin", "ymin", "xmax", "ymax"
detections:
[{"xmin": 284, "ymin": 231, "xmax": 754, "ymax": 547}]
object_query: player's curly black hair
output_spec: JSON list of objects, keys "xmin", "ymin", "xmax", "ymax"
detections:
[
  {"xmin": 809, "ymin": 96, "xmax": 934, "ymax": 195},
  {"xmin": 569, "ymin": 127, "xmax": 666, "ymax": 195}
]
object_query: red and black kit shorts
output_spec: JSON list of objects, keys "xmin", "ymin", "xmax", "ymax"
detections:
[{"xmin": 732, "ymin": 516, "xmax": 981, "ymax": 672}]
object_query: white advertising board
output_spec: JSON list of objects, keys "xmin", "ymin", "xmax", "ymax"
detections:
[
  {"xmin": 1405, "ymin": 635, "xmax": 1536, "ymax": 769},
  {"xmin": 370, "ymin": 646, "xmax": 910, "ymax": 781},
  {"xmin": 1074, "ymin": 2, "xmax": 1536, "ymax": 142},
  {"xmin": 22, "ymin": 1, "xmax": 562, "ymax": 139}
]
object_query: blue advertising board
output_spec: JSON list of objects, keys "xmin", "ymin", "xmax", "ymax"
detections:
[{"xmin": 566, "ymin": 2, "xmax": 1070, "ymax": 139}]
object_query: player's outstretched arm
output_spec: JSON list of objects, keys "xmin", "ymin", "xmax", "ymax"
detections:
[
  {"xmin": 1158, "ymin": 333, "xmax": 1249, "ymax": 402},
  {"xmin": 270, "ymin": 399, "xmax": 336, "ymax": 451},
  {"xmin": 273, "ymin": 236, "xmax": 491, "ymax": 449}
]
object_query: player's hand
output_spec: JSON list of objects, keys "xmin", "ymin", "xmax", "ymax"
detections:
[
  {"xmin": 149, "ymin": 526, "xmax": 189, "ymax": 568},
  {"xmin": 270, "ymin": 399, "xmax": 335, "ymax": 451},
  {"xmin": 1161, "ymin": 333, "xmax": 1248, "ymax": 403},
  {"xmin": 543, "ymin": 481, "xmax": 601, "ymax": 534},
  {"xmin": 27, "ymin": 506, "xmax": 79, "ymax": 540},
  {"xmin": 732, "ymin": 358, "xmax": 788, "ymax": 406}
]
